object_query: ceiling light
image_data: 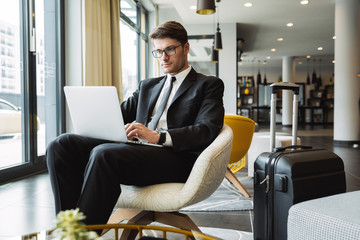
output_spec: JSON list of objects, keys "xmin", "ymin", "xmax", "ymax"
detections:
[
  {"xmin": 266, "ymin": 56, "xmax": 271, "ymax": 59},
  {"xmin": 271, "ymin": 48, "xmax": 276, "ymax": 52},
  {"xmin": 300, "ymin": 0, "xmax": 309, "ymax": 5},
  {"xmin": 196, "ymin": 0, "xmax": 215, "ymax": 15},
  {"xmin": 277, "ymin": 38, "xmax": 284, "ymax": 41},
  {"xmin": 317, "ymin": 47, "xmax": 323, "ymax": 51},
  {"xmin": 190, "ymin": 5, "xmax": 197, "ymax": 10},
  {"xmin": 333, "ymin": 36, "xmax": 336, "ymax": 39},
  {"xmin": 286, "ymin": 23, "xmax": 294, "ymax": 27},
  {"xmin": 332, "ymin": 60, "xmax": 335, "ymax": 64},
  {"xmin": 298, "ymin": 62, "xmax": 303, "ymax": 64},
  {"xmin": 306, "ymin": 55, "xmax": 311, "ymax": 58},
  {"xmin": 244, "ymin": 2, "xmax": 253, "ymax": 7}
]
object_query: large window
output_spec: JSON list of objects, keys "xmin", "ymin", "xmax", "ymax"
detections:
[
  {"xmin": 0, "ymin": 0, "xmax": 64, "ymax": 184},
  {"xmin": 120, "ymin": 0, "xmax": 148, "ymax": 100}
]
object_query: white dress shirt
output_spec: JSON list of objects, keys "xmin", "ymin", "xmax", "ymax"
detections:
[{"xmin": 149, "ymin": 66, "xmax": 192, "ymax": 146}]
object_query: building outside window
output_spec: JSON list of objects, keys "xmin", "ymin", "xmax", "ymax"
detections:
[{"xmin": 120, "ymin": 0, "xmax": 148, "ymax": 100}]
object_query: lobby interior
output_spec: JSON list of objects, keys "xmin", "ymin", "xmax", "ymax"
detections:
[{"xmin": 0, "ymin": 0, "xmax": 359, "ymax": 239}]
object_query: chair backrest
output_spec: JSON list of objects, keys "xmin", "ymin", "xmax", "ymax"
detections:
[
  {"xmin": 224, "ymin": 114, "xmax": 255, "ymax": 164},
  {"xmin": 179, "ymin": 124, "xmax": 233, "ymax": 206}
]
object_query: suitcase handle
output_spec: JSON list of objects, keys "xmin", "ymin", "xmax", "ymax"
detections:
[
  {"xmin": 270, "ymin": 82, "xmax": 300, "ymax": 95},
  {"xmin": 270, "ymin": 82, "xmax": 300, "ymax": 151},
  {"xmin": 273, "ymin": 145, "xmax": 312, "ymax": 152}
]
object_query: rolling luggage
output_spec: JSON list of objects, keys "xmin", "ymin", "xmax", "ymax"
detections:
[{"xmin": 253, "ymin": 83, "xmax": 346, "ymax": 240}]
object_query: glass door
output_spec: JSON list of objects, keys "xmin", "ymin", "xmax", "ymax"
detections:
[
  {"xmin": 0, "ymin": 0, "xmax": 25, "ymax": 169},
  {"xmin": 0, "ymin": 0, "xmax": 64, "ymax": 184}
]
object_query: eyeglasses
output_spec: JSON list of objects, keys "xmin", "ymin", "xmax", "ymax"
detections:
[{"xmin": 151, "ymin": 45, "xmax": 182, "ymax": 58}]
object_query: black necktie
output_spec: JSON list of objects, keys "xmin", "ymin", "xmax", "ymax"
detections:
[{"xmin": 148, "ymin": 76, "xmax": 176, "ymax": 130}]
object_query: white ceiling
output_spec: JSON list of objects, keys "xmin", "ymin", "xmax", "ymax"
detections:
[{"xmin": 151, "ymin": 0, "xmax": 336, "ymax": 66}]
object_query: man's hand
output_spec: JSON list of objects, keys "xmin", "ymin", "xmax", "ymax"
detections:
[{"xmin": 125, "ymin": 122, "xmax": 160, "ymax": 144}]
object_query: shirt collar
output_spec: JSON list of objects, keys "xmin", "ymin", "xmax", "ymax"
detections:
[{"xmin": 167, "ymin": 66, "xmax": 192, "ymax": 83}]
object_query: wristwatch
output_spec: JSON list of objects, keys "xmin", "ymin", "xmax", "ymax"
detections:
[{"xmin": 157, "ymin": 129, "xmax": 167, "ymax": 145}]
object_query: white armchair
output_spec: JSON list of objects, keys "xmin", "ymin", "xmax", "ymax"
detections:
[{"xmin": 105, "ymin": 124, "xmax": 233, "ymax": 239}]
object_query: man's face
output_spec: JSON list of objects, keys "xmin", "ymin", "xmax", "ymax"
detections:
[{"xmin": 153, "ymin": 38, "xmax": 189, "ymax": 76}]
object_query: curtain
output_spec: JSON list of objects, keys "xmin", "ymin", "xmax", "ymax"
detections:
[{"xmin": 84, "ymin": 0, "xmax": 123, "ymax": 101}]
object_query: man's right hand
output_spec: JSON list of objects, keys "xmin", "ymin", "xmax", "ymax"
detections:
[{"xmin": 125, "ymin": 122, "xmax": 160, "ymax": 144}]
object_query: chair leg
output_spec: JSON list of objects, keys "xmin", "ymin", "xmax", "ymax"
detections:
[
  {"xmin": 154, "ymin": 212, "xmax": 201, "ymax": 233},
  {"xmin": 104, "ymin": 209, "xmax": 201, "ymax": 239},
  {"xmin": 225, "ymin": 167, "xmax": 251, "ymax": 198},
  {"xmin": 120, "ymin": 210, "xmax": 155, "ymax": 240},
  {"xmin": 101, "ymin": 208, "xmax": 143, "ymax": 236}
]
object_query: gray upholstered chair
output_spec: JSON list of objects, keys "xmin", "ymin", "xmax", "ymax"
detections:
[{"xmin": 104, "ymin": 124, "xmax": 233, "ymax": 239}]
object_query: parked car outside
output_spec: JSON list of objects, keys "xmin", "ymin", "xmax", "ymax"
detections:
[{"xmin": 0, "ymin": 99, "xmax": 40, "ymax": 135}]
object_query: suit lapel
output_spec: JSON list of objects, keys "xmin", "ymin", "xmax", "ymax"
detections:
[
  {"xmin": 146, "ymin": 76, "xmax": 167, "ymax": 121},
  {"xmin": 170, "ymin": 68, "xmax": 197, "ymax": 105}
]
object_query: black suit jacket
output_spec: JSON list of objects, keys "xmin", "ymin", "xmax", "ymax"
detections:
[{"xmin": 121, "ymin": 68, "xmax": 224, "ymax": 155}]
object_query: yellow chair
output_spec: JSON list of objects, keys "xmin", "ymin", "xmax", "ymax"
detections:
[{"xmin": 224, "ymin": 114, "xmax": 255, "ymax": 198}]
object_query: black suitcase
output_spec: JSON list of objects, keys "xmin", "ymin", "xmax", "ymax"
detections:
[{"xmin": 253, "ymin": 83, "xmax": 346, "ymax": 240}]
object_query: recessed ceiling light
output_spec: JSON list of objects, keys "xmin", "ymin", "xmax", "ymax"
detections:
[
  {"xmin": 277, "ymin": 38, "xmax": 284, "ymax": 41},
  {"xmin": 300, "ymin": 0, "xmax": 309, "ymax": 5},
  {"xmin": 333, "ymin": 36, "xmax": 336, "ymax": 39},
  {"xmin": 332, "ymin": 60, "xmax": 336, "ymax": 64},
  {"xmin": 318, "ymin": 47, "xmax": 323, "ymax": 51},
  {"xmin": 306, "ymin": 55, "xmax": 311, "ymax": 58},
  {"xmin": 266, "ymin": 56, "xmax": 271, "ymax": 59},
  {"xmin": 271, "ymin": 48, "xmax": 276, "ymax": 52},
  {"xmin": 286, "ymin": 23, "xmax": 294, "ymax": 27},
  {"xmin": 244, "ymin": 2, "xmax": 253, "ymax": 7},
  {"xmin": 190, "ymin": 5, "xmax": 196, "ymax": 10}
]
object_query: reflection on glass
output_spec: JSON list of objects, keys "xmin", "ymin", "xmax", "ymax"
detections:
[
  {"xmin": 0, "ymin": 0, "xmax": 24, "ymax": 169},
  {"xmin": 188, "ymin": 38, "xmax": 217, "ymax": 77},
  {"xmin": 120, "ymin": 20, "xmax": 138, "ymax": 100}
]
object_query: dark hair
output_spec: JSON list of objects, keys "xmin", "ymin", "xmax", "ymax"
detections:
[{"xmin": 149, "ymin": 21, "xmax": 188, "ymax": 45}]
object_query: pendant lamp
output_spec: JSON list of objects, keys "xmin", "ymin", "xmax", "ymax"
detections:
[
  {"xmin": 196, "ymin": 0, "xmax": 215, "ymax": 14},
  {"xmin": 214, "ymin": 23, "xmax": 222, "ymax": 50},
  {"xmin": 317, "ymin": 59, "xmax": 322, "ymax": 88},
  {"xmin": 256, "ymin": 61, "xmax": 262, "ymax": 85},
  {"xmin": 263, "ymin": 60, "xmax": 267, "ymax": 84},
  {"xmin": 214, "ymin": 0, "xmax": 222, "ymax": 50},
  {"xmin": 311, "ymin": 59, "xmax": 317, "ymax": 84},
  {"xmin": 306, "ymin": 59, "xmax": 311, "ymax": 85},
  {"xmin": 211, "ymin": 45, "xmax": 218, "ymax": 63}
]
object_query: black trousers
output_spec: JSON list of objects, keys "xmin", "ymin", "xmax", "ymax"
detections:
[{"xmin": 46, "ymin": 133, "xmax": 197, "ymax": 226}]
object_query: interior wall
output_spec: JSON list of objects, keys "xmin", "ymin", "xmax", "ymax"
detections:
[{"xmin": 65, "ymin": 0, "xmax": 83, "ymax": 131}]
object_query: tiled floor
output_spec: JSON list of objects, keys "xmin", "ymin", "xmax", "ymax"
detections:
[{"xmin": 0, "ymin": 124, "xmax": 359, "ymax": 239}]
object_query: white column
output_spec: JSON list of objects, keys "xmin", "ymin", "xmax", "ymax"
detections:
[
  {"xmin": 282, "ymin": 56, "xmax": 295, "ymax": 125},
  {"xmin": 334, "ymin": 0, "xmax": 360, "ymax": 142}
]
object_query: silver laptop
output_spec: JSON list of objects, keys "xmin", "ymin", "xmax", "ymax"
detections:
[{"xmin": 64, "ymin": 86, "xmax": 162, "ymax": 147}]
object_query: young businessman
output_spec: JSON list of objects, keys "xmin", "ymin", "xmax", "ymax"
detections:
[{"xmin": 46, "ymin": 21, "xmax": 225, "ymax": 226}]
